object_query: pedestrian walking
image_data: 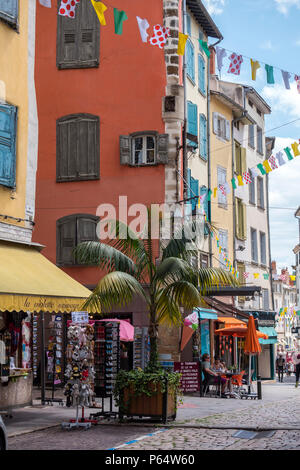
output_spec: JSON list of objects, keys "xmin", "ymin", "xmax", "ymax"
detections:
[
  {"xmin": 292, "ymin": 350, "xmax": 300, "ymax": 388},
  {"xmin": 276, "ymin": 354, "xmax": 285, "ymax": 382}
]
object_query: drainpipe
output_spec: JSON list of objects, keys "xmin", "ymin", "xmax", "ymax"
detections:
[
  {"xmin": 182, "ymin": 0, "xmax": 188, "ymax": 200},
  {"xmin": 266, "ymin": 173, "xmax": 275, "ymax": 311}
]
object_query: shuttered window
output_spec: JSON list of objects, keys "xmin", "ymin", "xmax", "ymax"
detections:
[
  {"xmin": 120, "ymin": 132, "xmax": 168, "ymax": 166},
  {"xmin": 217, "ymin": 166, "xmax": 227, "ymax": 206},
  {"xmin": 0, "ymin": 0, "xmax": 18, "ymax": 30},
  {"xmin": 248, "ymin": 124, "xmax": 255, "ymax": 149},
  {"xmin": 257, "ymin": 176, "xmax": 264, "ymax": 209},
  {"xmin": 219, "ymin": 229, "xmax": 228, "ymax": 268},
  {"xmin": 56, "ymin": 214, "xmax": 99, "ymax": 266},
  {"xmin": 200, "ymin": 185, "xmax": 210, "ymax": 235},
  {"xmin": 251, "ymin": 227, "xmax": 258, "ymax": 263},
  {"xmin": 260, "ymin": 231, "xmax": 267, "ymax": 265},
  {"xmin": 236, "ymin": 198, "xmax": 247, "ymax": 240},
  {"xmin": 198, "ymin": 54, "xmax": 206, "ymax": 95},
  {"xmin": 213, "ymin": 112, "xmax": 230, "ymax": 141},
  {"xmin": 190, "ymin": 176, "xmax": 199, "ymax": 213},
  {"xmin": 0, "ymin": 103, "xmax": 17, "ymax": 189},
  {"xmin": 187, "ymin": 101, "xmax": 198, "ymax": 148},
  {"xmin": 199, "ymin": 114, "xmax": 207, "ymax": 160},
  {"xmin": 186, "ymin": 40, "xmax": 195, "ymax": 83},
  {"xmin": 57, "ymin": 114, "xmax": 100, "ymax": 182},
  {"xmin": 57, "ymin": 0, "xmax": 100, "ymax": 69}
]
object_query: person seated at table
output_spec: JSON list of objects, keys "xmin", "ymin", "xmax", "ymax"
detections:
[
  {"xmin": 212, "ymin": 358, "xmax": 233, "ymax": 395},
  {"xmin": 202, "ymin": 354, "xmax": 227, "ymax": 397}
]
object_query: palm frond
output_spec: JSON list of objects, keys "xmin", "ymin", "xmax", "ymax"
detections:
[
  {"xmin": 154, "ymin": 257, "xmax": 195, "ymax": 285},
  {"xmin": 198, "ymin": 267, "xmax": 238, "ymax": 296},
  {"xmin": 161, "ymin": 218, "xmax": 204, "ymax": 261},
  {"xmin": 74, "ymin": 241, "xmax": 136, "ymax": 275},
  {"xmin": 80, "ymin": 271, "xmax": 148, "ymax": 313},
  {"xmin": 155, "ymin": 287, "xmax": 183, "ymax": 327}
]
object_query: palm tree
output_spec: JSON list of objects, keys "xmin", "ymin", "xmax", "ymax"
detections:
[{"xmin": 75, "ymin": 212, "xmax": 237, "ymax": 370}]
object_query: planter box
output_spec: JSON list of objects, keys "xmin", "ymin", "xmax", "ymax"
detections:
[{"xmin": 119, "ymin": 383, "xmax": 177, "ymax": 423}]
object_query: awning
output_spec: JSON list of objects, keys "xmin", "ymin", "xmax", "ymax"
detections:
[
  {"xmin": 217, "ymin": 316, "xmax": 247, "ymax": 327},
  {"xmin": 195, "ymin": 308, "xmax": 218, "ymax": 320},
  {"xmin": 0, "ymin": 241, "xmax": 95, "ymax": 313},
  {"xmin": 258, "ymin": 327, "xmax": 278, "ymax": 345}
]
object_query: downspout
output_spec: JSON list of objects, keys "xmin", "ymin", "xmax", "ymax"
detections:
[
  {"xmin": 266, "ymin": 173, "xmax": 275, "ymax": 311},
  {"xmin": 182, "ymin": 0, "xmax": 188, "ymax": 200}
]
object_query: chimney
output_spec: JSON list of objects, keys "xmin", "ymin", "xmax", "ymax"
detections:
[
  {"xmin": 209, "ymin": 46, "xmax": 216, "ymax": 75},
  {"xmin": 271, "ymin": 261, "xmax": 277, "ymax": 274}
]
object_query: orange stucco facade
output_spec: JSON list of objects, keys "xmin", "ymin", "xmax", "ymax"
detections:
[{"xmin": 33, "ymin": 1, "xmax": 168, "ymax": 286}]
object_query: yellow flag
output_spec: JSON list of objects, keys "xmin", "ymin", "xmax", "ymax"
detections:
[
  {"xmin": 237, "ymin": 175, "xmax": 244, "ymax": 186},
  {"xmin": 177, "ymin": 33, "xmax": 189, "ymax": 55},
  {"xmin": 253, "ymin": 273, "xmax": 259, "ymax": 279},
  {"xmin": 291, "ymin": 142, "xmax": 300, "ymax": 157},
  {"xmin": 213, "ymin": 187, "xmax": 218, "ymax": 198},
  {"xmin": 250, "ymin": 59, "xmax": 260, "ymax": 80},
  {"xmin": 91, "ymin": 0, "xmax": 107, "ymax": 26},
  {"xmin": 263, "ymin": 159, "xmax": 272, "ymax": 174}
]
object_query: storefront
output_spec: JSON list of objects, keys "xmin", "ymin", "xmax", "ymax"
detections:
[{"xmin": 0, "ymin": 241, "xmax": 95, "ymax": 409}]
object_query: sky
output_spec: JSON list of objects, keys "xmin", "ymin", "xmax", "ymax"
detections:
[{"xmin": 202, "ymin": 0, "xmax": 300, "ymax": 271}]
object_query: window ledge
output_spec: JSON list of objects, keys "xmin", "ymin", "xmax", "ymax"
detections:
[
  {"xmin": 198, "ymin": 88, "xmax": 206, "ymax": 98},
  {"xmin": 251, "ymin": 261, "xmax": 259, "ymax": 266},
  {"xmin": 218, "ymin": 203, "xmax": 228, "ymax": 210},
  {"xmin": 199, "ymin": 153, "xmax": 208, "ymax": 162},
  {"xmin": 248, "ymin": 144, "xmax": 255, "ymax": 150},
  {"xmin": 187, "ymin": 75, "xmax": 196, "ymax": 87}
]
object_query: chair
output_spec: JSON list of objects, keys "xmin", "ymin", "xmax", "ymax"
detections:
[
  {"xmin": 202, "ymin": 370, "xmax": 221, "ymax": 397},
  {"xmin": 231, "ymin": 370, "xmax": 247, "ymax": 397}
]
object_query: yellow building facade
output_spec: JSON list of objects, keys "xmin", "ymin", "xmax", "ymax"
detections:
[{"xmin": 0, "ymin": 0, "xmax": 38, "ymax": 243}]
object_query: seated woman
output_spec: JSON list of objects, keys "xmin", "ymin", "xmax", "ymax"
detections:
[
  {"xmin": 202, "ymin": 354, "xmax": 227, "ymax": 398},
  {"xmin": 212, "ymin": 358, "xmax": 233, "ymax": 395}
]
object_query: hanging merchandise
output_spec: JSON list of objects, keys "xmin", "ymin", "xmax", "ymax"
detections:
[
  {"xmin": 91, "ymin": 0, "xmax": 107, "ymax": 25},
  {"xmin": 216, "ymin": 46, "xmax": 227, "ymax": 74},
  {"xmin": 149, "ymin": 25, "xmax": 170, "ymax": 49},
  {"xmin": 178, "ymin": 33, "xmax": 189, "ymax": 55},
  {"xmin": 227, "ymin": 53, "xmax": 243, "ymax": 75},
  {"xmin": 281, "ymin": 70, "xmax": 291, "ymax": 90},
  {"xmin": 136, "ymin": 16, "xmax": 149, "ymax": 43},
  {"xmin": 250, "ymin": 59, "xmax": 260, "ymax": 80},
  {"xmin": 199, "ymin": 40, "xmax": 210, "ymax": 58},
  {"xmin": 113, "ymin": 8, "xmax": 128, "ymax": 35},
  {"xmin": 265, "ymin": 64, "xmax": 275, "ymax": 84},
  {"xmin": 62, "ymin": 322, "xmax": 96, "ymax": 429},
  {"xmin": 58, "ymin": 0, "xmax": 80, "ymax": 18}
]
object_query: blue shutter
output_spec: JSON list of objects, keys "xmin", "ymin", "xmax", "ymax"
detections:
[
  {"xmin": 199, "ymin": 114, "xmax": 207, "ymax": 160},
  {"xmin": 198, "ymin": 54, "xmax": 206, "ymax": 95},
  {"xmin": 200, "ymin": 186, "xmax": 210, "ymax": 234},
  {"xmin": 191, "ymin": 177, "xmax": 199, "ymax": 212},
  {"xmin": 186, "ymin": 40, "xmax": 195, "ymax": 82},
  {"xmin": 0, "ymin": 104, "xmax": 17, "ymax": 188},
  {"xmin": 186, "ymin": 13, "xmax": 191, "ymax": 36},
  {"xmin": 187, "ymin": 102, "xmax": 198, "ymax": 148},
  {"xmin": 0, "ymin": 0, "xmax": 18, "ymax": 29}
]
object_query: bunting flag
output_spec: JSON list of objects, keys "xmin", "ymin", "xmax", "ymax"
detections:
[
  {"xmin": 91, "ymin": 0, "xmax": 107, "ymax": 25},
  {"xmin": 231, "ymin": 177, "xmax": 237, "ymax": 189},
  {"xmin": 295, "ymin": 75, "xmax": 300, "ymax": 94},
  {"xmin": 237, "ymin": 175, "xmax": 244, "ymax": 186},
  {"xmin": 263, "ymin": 273, "xmax": 269, "ymax": 280},
  {"xmin": 228, "ymin": 53, "xmax": 243, "ymax": 75},
  {"xmin": 149, "ymin": 25, "xmax": 170, "ymax": 49},
  {"xmin": 114, "ymin": 8, "xmax": 128, "ymax": 35},
  {"xmin": 243, "ymin": 272, "xmax": 249, "ymax": 279},
  {"xmin": 265, "ymin": 64, "xmax": 275, "ymax": 84},
  {"xmin": 250, "ymin": 59, "xmax": 260, "ymax": 80},
  {"xmin": 59, "ymin": 0, "xmax": 80, "ymax": 18},
  {"xmin": 291, "ymin": 141, "xmax": 300, "ymax": 157},
  {"xmin": 276, "ymin": 151, "xmax": 286, "ymax": 166},
  {"xmin": 253, "ymin": 273, "xmax": 260, "ymax": 279},
  {"xmin": 284, "ymin": 147, "xmax": 294, "ymax": 161},
  {"xmin": 262, "ymin": 160, "xmax": 272, "ymax": 174},
  {"xmin": 250, "ymin": 166, "xmax": 260, "ymax": 179},
  {"xmin": 216, "ymin": 47, "xmax": 227, "ymax": 74},
  {"xmin": 136, "ymin": 16, "xmax": 150, "ymax": 43},
  {"xmin": 257, "ymin": 163, "xmax": 266, "ymax": 176},
  {"xmin": 199, "ymin": 40, "xmax": 210, "ymax": 58},
  {"xmin": 242, "ymin": 171, "xmax": 252, "ymax": 184},
  {"xmin": 39, "ymin": 0, "xmax": 51, "ymax": 7},
  {"xmin": 281, "ymin": 70, "xmax": 291, "ymax": 90},
  {"xmin": 268, "ymin": 155, "xmax": 278, "ymax": 170},
  {"xmin": 178, "ymin": 33, "xmax": 189, "ymax": 55}
]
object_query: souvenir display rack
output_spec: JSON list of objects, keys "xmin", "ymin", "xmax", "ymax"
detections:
[
  {"xmin": 32, "ymin": 314, "xmax": 38, "ymax": 380},
  {"xmin": 133, "ymin": 327, "xmax": 150, "ymax": 370},
  {"xmin": 89, "ymin": 321, "xmax": 120, "ymax": 420},
  {"xmin": 44, "ymin": 314, "xmax": 64, "ymax": 405},
  {"xmin": 62, "ymin": 322, "xmax": 97, "ymax": 429}
]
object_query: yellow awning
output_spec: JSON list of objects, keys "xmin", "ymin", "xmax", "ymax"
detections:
[{"xmin": 0, "ymin": 241, "xmax": 96, "ymax": 313}]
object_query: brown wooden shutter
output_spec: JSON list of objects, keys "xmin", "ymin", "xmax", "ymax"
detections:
[
  {"xmin": 156, "ymin": 134, "xmax": 169, "ymax": 164},
  {"xmin": 78, "ymin": 0, "xmax": 100, "ymax": 67},
  {"xmin": 77, "ymin": 215, "xmax": 98, "ymax": 244},
  {"xmin": 57, "ymin": 116, "xmax": 77, "ymax": 182},
  {"xmin": 57, "ymin": 5, "xmax": 79, "ymax": 69},
  {"xmin": 120, "ymin": 135, "xmax": 132, "ymax": 165},
  {"xmin": 77, "ymin": 115, "xmax": 100, "ymax": 179},
  {"xmin": 57, "ymin": 216, "xmax": 77, "ymax": 265}
]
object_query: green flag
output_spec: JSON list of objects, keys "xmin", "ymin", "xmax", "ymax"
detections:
[
  {"xmin": 114, "ymin": 8, "xmax": 128, "ymax": 35},
  {"xmin": 199, "ymin": 40, "xmax": 210, "ymax": 58}
]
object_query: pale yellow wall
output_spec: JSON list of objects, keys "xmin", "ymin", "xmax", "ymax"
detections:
[
  {"xmin": 0, "ymin": 1, "xmax": 28, "ymax": 229},
  {"xmin": 210, "ymin": 97, "xmax": 234, "ymax": 269}
]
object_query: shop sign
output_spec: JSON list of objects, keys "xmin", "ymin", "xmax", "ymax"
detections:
[
  {"xmin": 71, "ymin": 311, "xmax": 89, "ymax": 324},
  {"xmin": 174, "ymin": 362, "xmax": 200, "ymax": 393}
]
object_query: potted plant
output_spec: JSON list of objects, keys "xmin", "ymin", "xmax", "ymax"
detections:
[{"xmin": 75, "ymin": 211, "xmax": 237, "ymax": 421}]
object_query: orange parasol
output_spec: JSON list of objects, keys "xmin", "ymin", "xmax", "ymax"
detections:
[
  {"xmin": 244, "ymin": 315, "xmax": 262, "ymax": 355},
  {"xmin": 215, "ymin": 326, "xmax": 268, "ymax": 339}
]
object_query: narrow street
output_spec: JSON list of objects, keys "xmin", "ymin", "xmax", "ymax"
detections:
[{"xmin": 5, "ymin": 376, "xmax": 300, "ymax": 451}]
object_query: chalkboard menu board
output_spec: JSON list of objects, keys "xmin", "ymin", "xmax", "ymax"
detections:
[{"xmin": 174, "ymin": 362, "xmax": 200, "ymax": 393}]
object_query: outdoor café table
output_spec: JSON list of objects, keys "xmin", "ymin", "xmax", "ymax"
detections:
[{"xmin": 221, "ymin": 372, "xmax": 240, "ymax": 398}]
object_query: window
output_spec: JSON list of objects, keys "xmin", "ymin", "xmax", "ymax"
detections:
[
  {"xmin": 187, "ymin": 102, "xmax": 198, "ymax": 148},
  {"xmin": 186, "ymin": 40, "xmax": 195, "ymax": 82},
  {"xmin": 120, "ymin": 131, "xmax": 168, "ymax": 166},
  {"xmin": 219, "ymin": 229, "xmax": 228, "ymax": 268},
  {"xmin": 236, "ymin": 198, "xmax": 247, "ymax": 240},
  {"xmin": 187, "ymin": 169, "xmax": 199, "ymax": 213},
  {"xmin": 217, "ymin": 166, "xmax": 227, "ymax": 206},
  {"xmin": 0, "ymin": 103, "xmax": 17, "ymax": 188},
  {"xmin": 199, "ymin": 114, "xmax": 207, "ymax": 160},
  {"xmin": 234, "ymin": 120, "xmax": 240, "ymax": 130},
  {"xmin": 56, "ymin": 114, "xmax": 100, "ymax": 182},
  {"xmin": 0, "ymin": 0, "xmax": 18, "ymax": 30},
  {"xmin": 200, "ymin": 253, "xmax": 209, "ymax": 268},
  {"xmin": 260, "ymin": 231, "xmax": 267, "ymax": 265},
  {"xmin": 262, "ymin": 289, "xmax": 269, "ymax": 310},
  {"xmin": 257, "ymin": 126, "xmax": 263, "ymax": 154},
  {"xmin": 213, "ymin": 113, "xmax": 230, "ymax": 141},
  {"xmin": 249, "ymin": 178, "xmax": 255, "ymax": 204},
  {"xmin": 57, "ymin": 214, "xmax": 99, "ymax": 266},
  {"xmin": 248, "ymin": 100, "xmax": 254, "ymax": 108},
  {"xmin": 257, "ymin": 177, "xmax": 264, "ymax": 209},
  {"xmin": 257, "ymin": 107, "xmax": 262, "ymax": 116},
  {"xmin": 200, "ymin": 185, "xmax": 210, "ymax": 235},
  {"xmin": 198, "ymin": 28, "xmax": 203, "ymax": 44},
  {"xmin": 57, "ymin": 0, "xmax": 100, "ymax": 69},
  {"xmin": 248, "ymin": 124, "xmax": 255, "ymax": 148},
  {"xmin": 198, "ymin": 54, "xmax": 206, "ymax": 95},
  {"xmin": 186, "ymin": 13, "xmax": 191, "ymax": 36},
  {"xmin": 251, "ymin": 228, "xmax": 258, "ymax": 263},
  {"xmin": 235, "ymin": 142, "xmax": 246, "ymax": 175}
]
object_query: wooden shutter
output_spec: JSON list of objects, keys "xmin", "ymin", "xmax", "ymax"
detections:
[
  {"xmin": 191, "ymin": 177, "xmax": 199, "ymax": 212},
  {"xmin": 57, "ymin": 114, "xmax": 99, "ymax": 182},
  {"xmin": 200, "ymin": 185, "xmax": 209, "ymax": 235},
  {"xmin": 57, "ymin": 0, "xmax": 99, "ymax": 69},
  {"xmin": 235, "ymin": 142, "xmax": 241, "ymax": 174},
  {"xmin": 235, "ymin": 198, "xmax": 240, "ymax": 239},
  {"xmin": 77, "ymin": 215, "xmax": 98, "ymax": 244},
  {"xmin": 242, "ymin": 203, "xmax": 247, "ymax": 240},
  {"xmin": 0, "ymin": 104, "xmax": 17, "ymax": 188},
  {"xmin": 186, "ymin": 40, "xmax": 195, "ymax": 82},
  {"xmin": 212, "ymin": 112, "xmax": 218, "ymax": 135},
  {"xmin": 198, "ymin": 54, "xmax": 205, "ymax": 95},
  {"xmin": 199, "ymin": 114, "xmax": 207, "ymax": 160},
  {"xmin": 241, "ymin": 147, "xmax": 247, "ymax": 174},
  {"xmin": 225, "ymin": 120, "xmax": 230, "ymax": 141},
  {"xmin": 57, "ymin": 216, "xmax": 77, "ymax": 266},
  {"xmin": 187, "ymin": 102, "xmax": 198, "ymax": 148},
  {"xmin": 156, "ymin": 134, "xmax": 169, "ymax": 164},
  {"xmin": 120, "ymin": 135, "xmax": 132, "ymax": 165},
  {"xmin": 0, "ymin": 0, "xmax": 18, "ymax": 29}
]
